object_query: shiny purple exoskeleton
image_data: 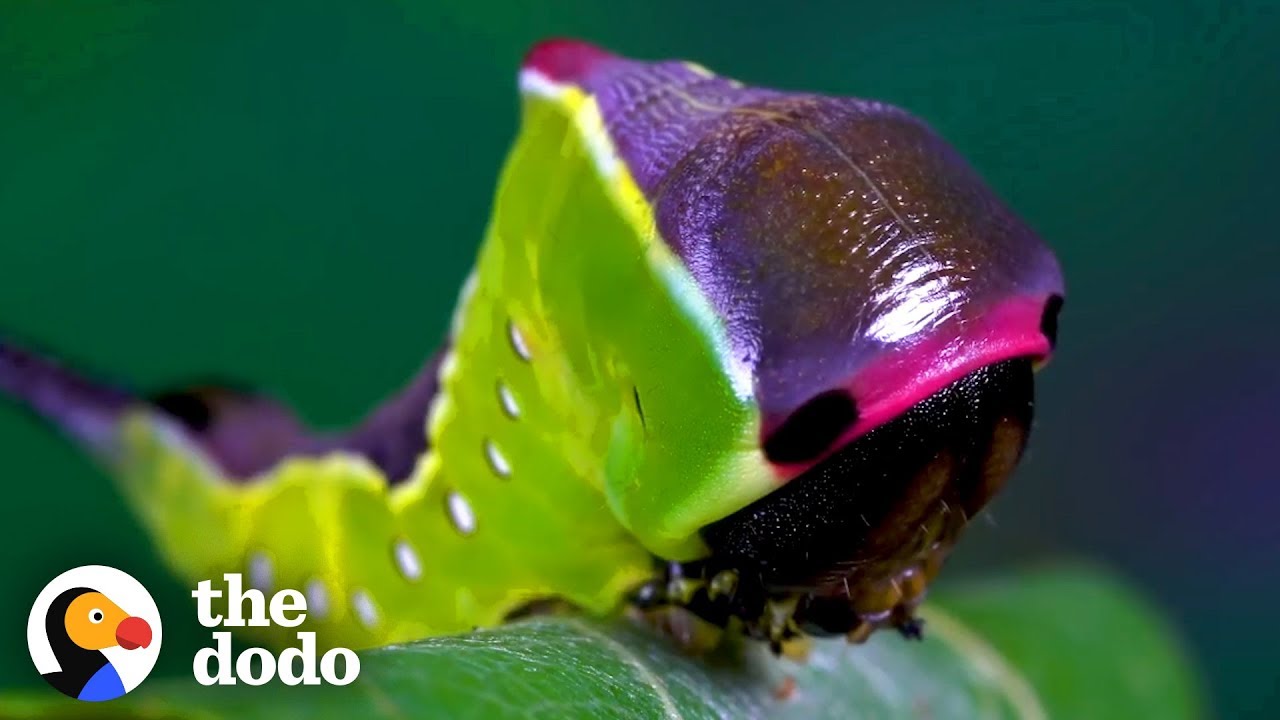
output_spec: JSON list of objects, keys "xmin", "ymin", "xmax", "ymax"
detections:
[
  {"xmin": 526, "ymin": 40, "xmax": 1064, "ymax": 478},
  {"xmin": 527, "ymin": 40, "xmax": 1066, "ymax": 649}
]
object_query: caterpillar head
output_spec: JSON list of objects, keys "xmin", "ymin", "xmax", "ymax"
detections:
[{"xmin": 525, "ymin": 40, "xmax": 1064, "ymax": 635}]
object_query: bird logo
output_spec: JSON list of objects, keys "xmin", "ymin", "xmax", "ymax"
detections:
[{"xmin": 27, "ymin": 565, "xmax": 162, "ymax": 701}]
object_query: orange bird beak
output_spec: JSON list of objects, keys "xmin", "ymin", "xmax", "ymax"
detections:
[{"xmin": 115, "ymin": 616, "xmax": 152, "ymax": 650}]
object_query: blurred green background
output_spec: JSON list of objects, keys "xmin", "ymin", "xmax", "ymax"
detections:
[{"xmin": 1, "ymin": 0, "xmax": 1275, "ymax": 716}]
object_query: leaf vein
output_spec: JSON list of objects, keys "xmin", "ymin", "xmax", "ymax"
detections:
[
  {"xmin": 566, "ymin": 618, "xmax": 685, "ymax": 720},
  {"xmin": 921, "ymin": 607, "xmax": 1049, "ymax": 720}
]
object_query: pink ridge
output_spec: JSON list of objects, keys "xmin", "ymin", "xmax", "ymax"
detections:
[
  {"xmin": 771, "ymin": 295, "xmax": 1055, "ymax": 481},
  {"xmin": 522, "ymin": 38, "xmax": 615, "ymax": 84}
]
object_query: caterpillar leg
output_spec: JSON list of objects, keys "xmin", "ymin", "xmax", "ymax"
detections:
[
  {"xmin": 502, "ymin": 597, "xmax": 580, "ymax": 623},
  {"xmin": 895, "ymin": 614, "xmax": 926, "ymax": 641},
  {"xmin": 627, "ymin": 562, "xmax": 728, "ymax": 654},
  {"xmin": 630, "ymin": 565, "xmax": 818, "ymax": 659},
  {"xmin": 628, "ymin": 549, "xmax": 942, "ymax": 658}
]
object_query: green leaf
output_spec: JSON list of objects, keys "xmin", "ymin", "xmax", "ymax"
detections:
[{"xmin": 1, "ymin": 566, "xmax": 1203, "ymax": 720}]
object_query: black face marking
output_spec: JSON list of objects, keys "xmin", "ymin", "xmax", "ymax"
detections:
[
  {"xmin": 762, "ymin": 389, "xmax": 858, "ymax": 464},
  {"xmin": 702, "ymin": 358, "xmax": 1034, "ymax": 594},
  {"xmin": 1041, "ymin": 294, "xmax": 1064, "ymax": 349}
]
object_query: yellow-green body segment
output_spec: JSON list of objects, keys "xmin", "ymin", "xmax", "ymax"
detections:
[{"xmin": 101, "ymin": 70, "xmax": 773, "ymax": 649}]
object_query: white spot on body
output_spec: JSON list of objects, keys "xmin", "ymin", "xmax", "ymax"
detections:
[
  {"xmin": 248, "ymin": 552, "xmax": 272, "ymax": 593},
  {"xmin": 446, "ymin": 491, "xmax": 477, "ymax": 535},
  {"xmin": 497, "ymin": 382, "xmax": 521, "ymax": 419},
  {"xmin": 351, "ymin": 589, "xmax": 380, "ymax": 629},
  {"xmin": 394, "ymin": 539, "xmax": 423, "ymax": 582},
  {"xmin": 485, "ymin": 439, "xmax": 512, "ymax": 478},
  {"xmin": 508, "ymin": 320, "xmax": 532, "ymax": 361},
  {"xmin": 306, "ymin": 579, "xmax": 330, "ymax": 620}
]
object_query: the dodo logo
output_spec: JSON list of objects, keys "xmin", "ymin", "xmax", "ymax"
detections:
[{"xmin": 27, "ymin": 565, "xmax": 161, "ymax": 702}]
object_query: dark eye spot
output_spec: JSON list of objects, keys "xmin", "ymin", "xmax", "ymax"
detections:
[
  {"xmin": 763, "ymin": 390, "xmax": 858, "ymax": 464},
  {"xmin": 1041, "ymin": 294, "xmax": 1064, "ymax": 349}
]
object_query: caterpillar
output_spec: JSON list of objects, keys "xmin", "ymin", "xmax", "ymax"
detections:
[{"xmin": 0, "ymin": 39, "xmax": 1064, "ymax": 656}]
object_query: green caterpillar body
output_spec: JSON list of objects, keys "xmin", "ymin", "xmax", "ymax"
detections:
[{"xmin": 0, "ymin": 40, "xmax": 1064, "ymax": 653}]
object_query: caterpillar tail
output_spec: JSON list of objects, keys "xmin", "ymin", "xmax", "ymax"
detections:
[{"xmin": 0, "ymin": 333, "xmax": 457, "ymax": 648}]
